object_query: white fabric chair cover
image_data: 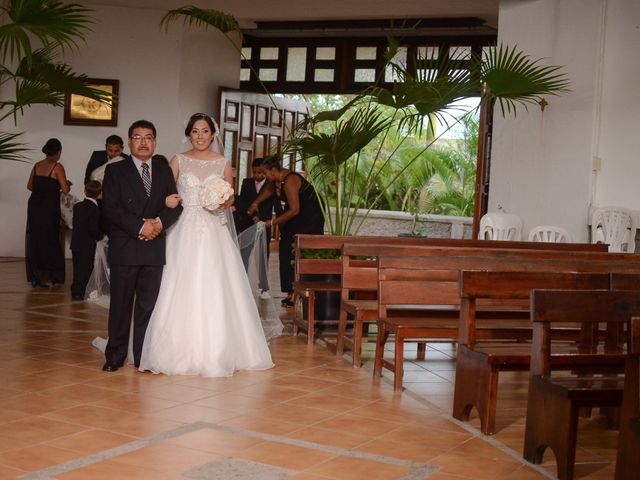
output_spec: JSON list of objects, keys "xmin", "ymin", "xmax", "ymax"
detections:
[
  {"xmin": 528, "ymin": 225, "xmax": 573, "ymax": 243},
  {"xmin": 591, "ymin": 206, "xmax": 637, "ymax": 253},
  {"xmin": 478, "ymin": 213, "xmax": 523, "ymax": 241}
]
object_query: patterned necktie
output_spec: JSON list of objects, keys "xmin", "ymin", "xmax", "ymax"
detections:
[{"xmin": 141, "ymin": 162, "xmax": 151, "ymax": 196}]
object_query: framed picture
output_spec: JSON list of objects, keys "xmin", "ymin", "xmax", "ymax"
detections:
[{"xmin": 63, "ymin": 78, "xmax": 119, "ymax": 126}]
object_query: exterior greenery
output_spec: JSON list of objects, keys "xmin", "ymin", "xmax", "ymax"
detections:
[{"xmin": 162, "ymin": 6, "xmax": 571, "ymax": 235}]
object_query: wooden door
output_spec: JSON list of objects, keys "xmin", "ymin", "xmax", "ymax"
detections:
[{"xmin": 218, "ymin": 88, "xmax": 310, "ymax": 191}]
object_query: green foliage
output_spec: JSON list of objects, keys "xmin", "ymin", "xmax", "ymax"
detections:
[
  {"xmin": 0, "ymin": 0, "xmax": 109, "ymax": 162},
  {"xmin": 288, "ymin": 45, "xmax": 569, "ymax": 235},
  {"xmin": 160, "ymin": 6, "xmax": 240, "ymax": 34}
]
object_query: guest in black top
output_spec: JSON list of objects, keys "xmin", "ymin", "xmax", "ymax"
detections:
[
  {"xmin": 26, "ymin": 138, "xmax": 70, "ymax": 287},
  {"xmin": 84, "ymin": 134, "xmax": 128, "ymax": 185},
  {"xmin": 71, "ymin": 181, "xmax": 104, "ymax": 300},
  {"xmin": 249, "ymin": 155, "xmax": 324, "ymax": 307}
]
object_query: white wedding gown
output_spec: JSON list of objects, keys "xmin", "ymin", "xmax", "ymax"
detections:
[{"xmin": 138, "ymin": 154, "xmax": 276, "ymax": 377}]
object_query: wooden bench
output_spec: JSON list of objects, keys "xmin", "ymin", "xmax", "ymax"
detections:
[
  {"xmin": 611, "ymin": 274, "xmax": 640, "ymax": 480},
  {"xmin": 523, "ymin": 289, "xmax": 640, "ymax": 480},
  {"xmin": 294, "ymin": 234, "xmax": 606, "ymax": 345},
  {"xmin": 336, "ymin": 240, "xmax": 607, "ymax": 366},
  {"xmin": 365, "ymin": 245, "xmax": 640, "ymax": 391},
  {"xmin": 452, "ymin": 271, "xmax": 611, "ymax": 435}
]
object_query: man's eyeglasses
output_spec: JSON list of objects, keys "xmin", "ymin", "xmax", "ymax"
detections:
[{"xmin": 131, "ymin": 135, "xmax": 155, "ymax": 143}]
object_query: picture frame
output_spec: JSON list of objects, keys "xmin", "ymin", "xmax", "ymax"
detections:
[{"xmin": 63, "ymin": 78, "xmax": 119, "ymax": 126}]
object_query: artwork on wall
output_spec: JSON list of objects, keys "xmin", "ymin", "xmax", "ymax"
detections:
[{"xmin": 64, "ymin": 78, "xmax": 118, "ymax": 126}]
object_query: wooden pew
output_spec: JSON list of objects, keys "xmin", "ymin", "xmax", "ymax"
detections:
[
  {"xmin": 363, "ymin": 245, "xmax": 640, "ymax": 391},
  {"xmin": 335, "ymin": 240, "xmax": 607, "ymax": 364},
  {"xmin": 523, "ymin": 289, "xmax": 640, "ymax": 480},
  {"xmin": 452, "ymin": 271, "xmax": 610, "ymax": 435},
  {"xmin": 611, "ymin": 274, "xmax": 640, "ymax": 480},
  {"xmin": 294, "ymin": 234, "xmax": 607, "ymax": 344}
]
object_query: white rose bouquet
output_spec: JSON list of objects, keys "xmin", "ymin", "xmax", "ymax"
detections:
[{"xmin": 199, "ymin": 177, "xmax": 234, "ymax": 212}]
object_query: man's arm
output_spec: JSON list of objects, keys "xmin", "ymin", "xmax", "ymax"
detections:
[
  {"xmin": 101, "ymin": 165, "xmax": 145, "ymax": 238},
  {"xmin": 156, "ymin": 163, "xmax": 183, "ymax": 230},
  {"xmin": 247, "ymin": 180, "xmax": 275, "ymax": 214}
]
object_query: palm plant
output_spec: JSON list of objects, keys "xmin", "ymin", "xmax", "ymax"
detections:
[
  {"xmin": 0, "ymin": 0, "xmax": 111, "ymax": 161},
  {"xmin": 287, "ymin": 45, "xmax": 569, "ymax": 234},
  {"xmin": 159, "ymin": 5, "xmax": 570, "ymax": 235}
]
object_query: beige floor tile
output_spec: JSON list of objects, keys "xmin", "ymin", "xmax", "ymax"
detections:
[
  {"xmin": 55, "ymin": 459, "xmax": 175, "ymax": 479},
  {"xmin": 0, "ymin": 463, "xmax": 26, "ymax": 480},
  {"xmin": 0, "ymin": 444, "xmax": 81, "ymax": 471},
  {"xmin": 164, "ymin": 428, "xmax": 264, "ymax": 455},
  {"xmin": 284, "ymin": 426, "xmax": 372, "ymax": 449},
  {"xmin": 44, "ymin": 429, "xmax": 136, "ymax": 455},
  {"xmin": 313, "ymin": 412, "xmax": 405, "ymax": 438},
  {"xmin": 111, "ymin": 443, "xmax": 218, "ymax": 475},
  {"xmin": 237, "ymin": 441, "xmax": 335, "ymax": 471},
  {"xmin": 304, "ymin": 455, "xmax": 413, "ymax": 480}
]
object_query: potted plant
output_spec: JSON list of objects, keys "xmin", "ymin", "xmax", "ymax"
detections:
[{"xmin": 285, "ymin": 44, "xmax": 569, "ymax": 235}]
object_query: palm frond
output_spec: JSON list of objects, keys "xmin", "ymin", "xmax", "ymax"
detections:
[
  {"xmin": 479, "ymin": 44, "xmax": 571, "ymax": 116},
  {"xmin": 0, "ymin": 0, "xmax": 94, "ymax": 65},
  {"xmin": 0, "ymin": 131, "xmax": 29, "ymax": 162},
  {"xmin": 160, "ymin": 6, "xmax": 240, "ymax": 34},
  {"xmin": 1, "ymin": 49, "xmax": 112, "ymax": 122}
]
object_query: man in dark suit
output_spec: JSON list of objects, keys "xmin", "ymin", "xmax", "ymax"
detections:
[
  {"xmin": 235, "ymin": 157, "xmax": 275, "ymax": 233},
  {"xmin": 84, "ymin": 134, "xmax": 129, "ymax": 185},
  {"xmin": 101, "ymin": 120, "xmax": 183, "ymax": 372},
  {"xmin": 70, "ymin": 180, "xmax": 104, "ymax": 300}
]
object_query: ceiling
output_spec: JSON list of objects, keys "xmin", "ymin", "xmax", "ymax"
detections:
[{"xmin": 83, "ymin": 0, "xmax": 499, "ymax": 30}]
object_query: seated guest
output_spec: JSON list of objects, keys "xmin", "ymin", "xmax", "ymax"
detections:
[{"xmin": 71, "ymin": 181, "xmax": 104, "ymax": 300}]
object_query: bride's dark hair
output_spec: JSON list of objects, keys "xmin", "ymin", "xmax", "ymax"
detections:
[{"xmin": 185, "ymin": 113, "xmax": 217, "ymax": 136}]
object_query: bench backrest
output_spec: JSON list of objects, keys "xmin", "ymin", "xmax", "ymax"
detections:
[
  {"xmin": 339, "ymin": 240, "xmax": 610, "ymax": 293},
  {"xmin": 529, "ymin": 289, "xmax": 640, "ymax": 377},
  {"xmin": 458, "ymin": 271, "xmax": 611, "ymax": 345},
  {"xmin": 297, "ymin": 233, "xmax": 608, "ymax": 252}
]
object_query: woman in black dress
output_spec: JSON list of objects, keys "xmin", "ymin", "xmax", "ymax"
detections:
[
  {"xmin": 249, "ymin": 155, "xmax": 324, "ymax": 307},
  {"xmin": 26, "ymin": 138, "xmax": 70, "ymax": 287}
]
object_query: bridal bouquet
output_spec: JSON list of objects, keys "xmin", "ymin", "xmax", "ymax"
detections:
[{"xmin": 200, "ymin": 177, "xmax": 234, "ymax": 212}]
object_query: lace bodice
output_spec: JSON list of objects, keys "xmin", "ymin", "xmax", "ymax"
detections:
[{"xmin": 176, "ymin": 154, "xmax": 228, "ymax": 207}]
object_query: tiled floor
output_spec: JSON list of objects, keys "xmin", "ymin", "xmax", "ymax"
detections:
[{"xmin": 0, "ymin": 256, "xmax": 619, "ymax": 479}]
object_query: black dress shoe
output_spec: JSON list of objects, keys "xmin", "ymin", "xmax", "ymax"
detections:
[
  {"xmin": 31, "ymin": 280, "xmax": 49, "ymax": 288},
  {"xmin": 102, "ymin": 362, "xmax": 120, "ymax": 372},
  {"xmin": 71, "ymin": 295, "xmax": 84, "ymax": 300}
]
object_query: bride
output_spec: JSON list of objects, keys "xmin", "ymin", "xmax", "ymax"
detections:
[{"xmin": 138, "ymin": 113, "xmax": 279, "ymax": 377}]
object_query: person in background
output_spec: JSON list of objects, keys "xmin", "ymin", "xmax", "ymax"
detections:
[
  {"xmin": 84, "ymin": 134, "xmax": 128, "ymax": 185},
  {"xmin": 235, "ymin": 157, "xmax": 276, "ymax": 297},
  {"xmin": 26, "ymin": 138, "xmax": 70, "ymax": 287},
  {"xmin": 71, "ymin": 180, "xmax": 104, "ymax": 300},
  {"xmin": 235, "ymin": 157, "xmax": 275, "ymax": 233},
  {"xmin": 249, "ymin": 155, "xmax": 324, "ymax": 307}
]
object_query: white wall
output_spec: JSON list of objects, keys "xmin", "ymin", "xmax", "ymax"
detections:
[
  {"xmin": 490, "ymin": 0, "xmax": 640, "ymax": 242},
  {"xmin": 0, "ymin": 5, "xmax": 240, "ymax": 256}
]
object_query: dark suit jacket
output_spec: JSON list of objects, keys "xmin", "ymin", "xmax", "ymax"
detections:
[
  {"xmin": 84, "ymin": 150, "xmax": 130, "ymax": 185},
  {"xmin": 102, "ymin": 156, "xmax": 182, "ymax": 266},
  {"xmin": 235, "ymin": 178, "xmax": 274, "ymax": 231},
  {"xmin": 71, "ymin": 199, "xmax": 103, "ymax": 252}
]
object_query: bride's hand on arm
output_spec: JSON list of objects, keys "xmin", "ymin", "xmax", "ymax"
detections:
[{"xmin": 165, "ymin": 194, "xmax": 181, "ymax": 208}]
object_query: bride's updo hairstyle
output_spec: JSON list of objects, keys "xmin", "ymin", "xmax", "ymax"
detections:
[
  {"xmin": 184, "ymin": 112, "xmax": 217, "ymax": 136},
  {"xmin": 42, "ymin": 138, "xmax": 62, "ymax": 157}
]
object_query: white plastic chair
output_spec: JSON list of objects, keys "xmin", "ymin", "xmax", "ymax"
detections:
[
  {"xmin": 528, "ymin": 225, "xmax": 573, "ymax": 243},
  {"xmin": 591, "ymin": 206, "xmax": 637, "ymax": 253},
  {"xmin": 478, "ymin": 213, "xmax": 523, "ymax": 241}
]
